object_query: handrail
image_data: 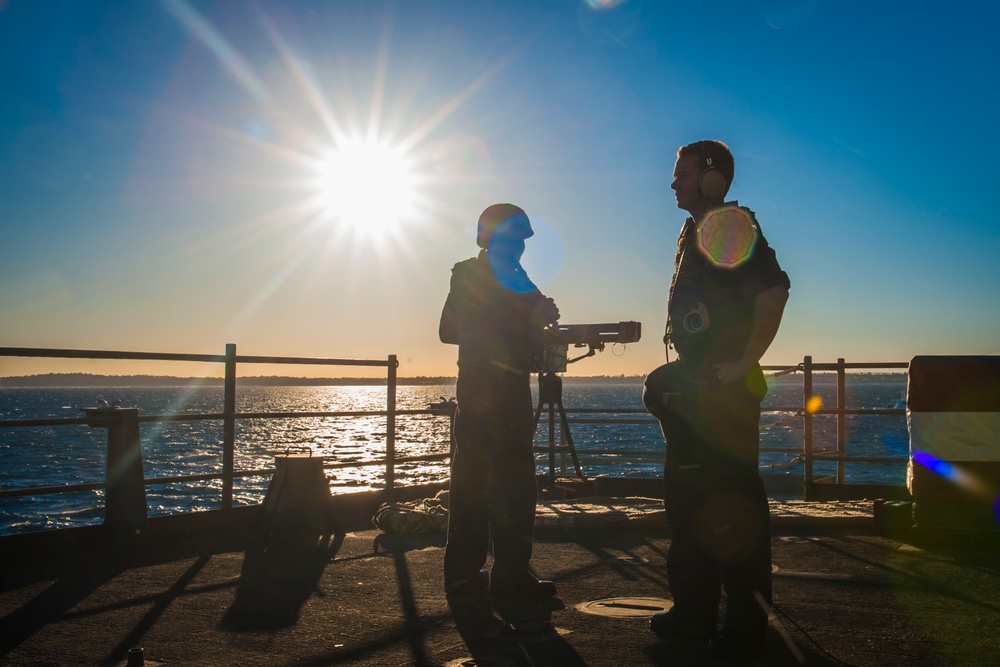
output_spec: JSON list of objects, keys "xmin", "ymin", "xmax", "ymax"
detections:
[
  {"xmin": 797, "ymin": 356, "xmax": 909, "ymax": 499},
  {"xmin": 0, "ymin": 346, "xmax": 391, "ymax": 366},
  {"xmin": 0, "ymin": 345, "xmax": 402, "ymax": 518},
  {"xmin": 530, "ymin": 359, "xmax": 911, "ymax": 496},
  {"xmin": 0, "ymin": 408, "xmax": 450, "ymax": 502},
  {"xmin": 1, "ymin": 348, "xmax": 912, "ymax": 531}
]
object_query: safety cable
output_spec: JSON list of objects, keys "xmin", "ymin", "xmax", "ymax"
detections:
[{"xmin": 770, "ymin": 600, "xmax": 865, "ymax": 667}]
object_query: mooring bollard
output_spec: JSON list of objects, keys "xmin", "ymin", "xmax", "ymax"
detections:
[
  {"xmin": 259, "ymin": 447, "xmax": 334, "ymax": 545},
  {"xmin": 83, "ymin": 405, "xmax": 148, "ymax": 543}
]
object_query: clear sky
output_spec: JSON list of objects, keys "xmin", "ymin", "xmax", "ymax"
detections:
[{"xmin": 2, "ymin": 0, "xmax": 998, "ymax": 379}]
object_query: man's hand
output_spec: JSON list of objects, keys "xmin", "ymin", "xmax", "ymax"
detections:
[
  {"xmin": 534, "ymin": 297, "xmax": 560, "ymax": 327},
  {"xmin": 713, "ymin": 285, "xmax": 788, "ymax": 384}
]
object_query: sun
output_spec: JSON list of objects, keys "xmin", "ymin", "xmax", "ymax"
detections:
[{"xmin": 317, "ymin": 138, "xmax": 416, "ymax": 234}]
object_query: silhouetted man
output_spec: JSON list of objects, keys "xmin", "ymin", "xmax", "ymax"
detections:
[
  {"xmin": 644, "ymin": 140, "xmax": 790, "ymax": 659},
  {"xmin": 440, "ymin": 203, "xmax": 560, "ymax": 601}
]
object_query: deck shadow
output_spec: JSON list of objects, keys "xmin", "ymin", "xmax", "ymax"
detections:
[
  {"xmin": 447, "ymin": 593, "xmax": 585, "ymax": 667},
  {"xmin": 221, "ymin": 533, "xmax": 342, "ymax": 631},
  {"xmin": 0, "ymin": 559, "xmax": 125, "ymax": 658}
]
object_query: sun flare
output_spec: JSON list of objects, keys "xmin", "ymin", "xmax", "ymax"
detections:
[{"xmin": 318, "ymin": 139, "xmax": 415, "ymax": 234}]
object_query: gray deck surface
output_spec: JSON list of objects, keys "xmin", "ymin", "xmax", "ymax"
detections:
[{"xmin": 1, "ymin": 505, "xmax": 998, "ymax": 666}]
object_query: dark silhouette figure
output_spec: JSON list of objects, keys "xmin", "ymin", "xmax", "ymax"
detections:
[
  {"xmin": 643, "ymin": 140, "xmax": 790, "ymax": 660},
  {"xmin": 439, "ymin": 203, "xmax": 560, "ymax": 601}
]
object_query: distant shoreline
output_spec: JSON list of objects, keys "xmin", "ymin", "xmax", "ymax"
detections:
[{"xmin": 0, "ymin": 371, "xmax": 905, "ymax": 388}]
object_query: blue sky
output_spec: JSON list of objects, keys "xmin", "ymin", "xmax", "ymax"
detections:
[{"xmin": 1, "ymin": 0, "xmax": 998, "ymax": 378}]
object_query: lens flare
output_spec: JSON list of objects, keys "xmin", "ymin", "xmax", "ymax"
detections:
[
  {"xmin": 805, "ymin": 395, "xmax": 822, "ymax": 414},
  {"xmin": 697, "ymin": 206, "xmax": 758, "ymax": 269},
  {"xmin": 585, "ymin": 0, "xmax": 628, "ymax": 9},
  {"xmin": 161, "ymin": 0, "xmax": 269, "ymax": 104},
  {"xmin": 913, "ymin": 450, "xmax": 999, "ymax": 516},
  {"xmin": 911, "ymin": 450, "xmax": 952, "ymax": 477}
]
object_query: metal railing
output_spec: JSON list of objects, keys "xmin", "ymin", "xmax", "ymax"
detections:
[
  {"xmin": 1, "ymin": 346, "xmax": 911, "ymax": 532},
  {"xmin": 799, "ymin": 356, "xmax": 910, "ymax": 498},
  {"xmin": 534, "ymin": 358, "xmax": 911, "ymax": 499},
  {"xmin": 0, "ymin": 344, "xmax": 415, "ymax": 516}
]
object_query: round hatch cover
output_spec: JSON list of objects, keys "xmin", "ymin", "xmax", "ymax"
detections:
[
  {"xmin": 445, "ymin": 657, "xmax": 516, "ymax": 667},
  {"xmin": 576, "ymin": 597, "xmax": 672, "ymax": 618}
]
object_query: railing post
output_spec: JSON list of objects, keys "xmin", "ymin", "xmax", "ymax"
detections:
[
  {"xmin": 803, "ymin": 355, "xmax": 814, "ymax": 500},
  {"xmin": 837, "ymin": 357, "xmax": 846, "ymax": 484},
  {"xmin": 223, "ymin": 343, "xmax": 236, "ymax": 515},
  {"xmin": 386, "ymin": 354, "xmax": 397, "ymax": 493},
  {"xmin": 94, "ymin": 407, "xmax": 148, "ymax": 543}
]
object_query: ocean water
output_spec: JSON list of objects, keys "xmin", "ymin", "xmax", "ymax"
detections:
[{"xmin": 0, "ymin": 380, "xmax": 908, "ymax": 535}]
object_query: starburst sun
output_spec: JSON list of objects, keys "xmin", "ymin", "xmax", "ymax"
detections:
[{"xmin": 316, "ymin": 138, "xmax": 416, "ymax": 235}]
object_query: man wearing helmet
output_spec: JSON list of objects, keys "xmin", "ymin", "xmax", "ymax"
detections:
[{"xmin": 439, "ymin": 203, "xmax": 560, "ymax": 601}]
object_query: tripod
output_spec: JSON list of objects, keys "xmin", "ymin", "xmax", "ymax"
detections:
[{"xmin": 532, "ymin": 371, "xmax": 585, "ymax": 488}]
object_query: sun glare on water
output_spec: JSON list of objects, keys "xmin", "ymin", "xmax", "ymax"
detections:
[{"xmin": 318, "ymin": 139, "xmax": 416, "ymax": 235}]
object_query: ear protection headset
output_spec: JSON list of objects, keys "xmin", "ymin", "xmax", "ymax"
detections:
[{"xmin": 699, "ymin": 147, "xmax": 728, "ymax": 200}]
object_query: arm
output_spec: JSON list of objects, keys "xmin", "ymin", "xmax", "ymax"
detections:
[
  {"xmin": 439, "ymin": 292, "xmax": 459, "ymax": 344},
  {"xmin": 714, "ymin": 285, "xmax": 789, "ymax": 383},
  {"xmin": 439, "ymin": 264, "xmax": 463, "ymax": 345}
]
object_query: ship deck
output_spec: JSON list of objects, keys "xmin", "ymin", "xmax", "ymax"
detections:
[{"xmin": 1, "ymin": 501, "xmax": 998, "ymax": 667}]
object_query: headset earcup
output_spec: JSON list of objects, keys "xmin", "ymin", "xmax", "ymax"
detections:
[{"xmin": 699, "ymin": 168, "xmax": 728, "ymax": 199}]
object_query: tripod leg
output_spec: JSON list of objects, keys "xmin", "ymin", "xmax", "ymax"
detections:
[
  {"xmin": 557, "ymin": 399, "xmax": 585, "ymax": 480},
  {"xmin": 548, "ymin": 403, "xmax": 557, "ymax": 487},
  {"xmin": 534, "ymin": 392, "xmax": 556, "ymax": 487}
]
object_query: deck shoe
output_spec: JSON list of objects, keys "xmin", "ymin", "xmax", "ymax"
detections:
[
  {"xmin": 649, "ymin": 610, "xmax": 714, "ymax": 641},
  {"xmin": 707, "ymin": 633, "xmax": 767, "ymax": 660},
  {"xmin": 445, "ymin": 568, "xmax": 491, "ymax": 597},
  {"xmin": 489, "ymin": 575, "xmax": 557, "ymax": 601}
]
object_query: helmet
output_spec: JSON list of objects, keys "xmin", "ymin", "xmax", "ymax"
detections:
[{"xmin": 476, "ymin": 203, "xmax": 534, "ymax": 248}]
